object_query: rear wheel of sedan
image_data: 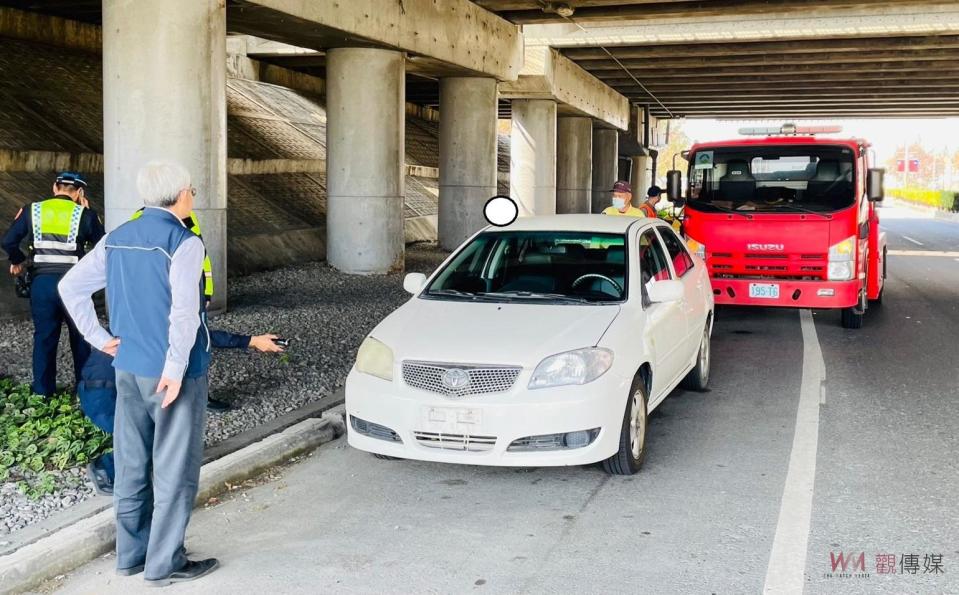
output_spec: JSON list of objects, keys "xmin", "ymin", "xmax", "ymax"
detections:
[
  {"xmin": 603, "ymin": 375, "xmax": 648, "ymax": 476},
  {"xmin": 681, "ymin": 322, "xmax": 711, "ymax": 391}
]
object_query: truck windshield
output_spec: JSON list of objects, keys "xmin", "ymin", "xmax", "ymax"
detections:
[
  {"xmin": 424, "ymin": 231, "xmax": 627, "ymax": 303},
  {"xmin": 687, "ymin": 145, "xmax": 856, "ymax": 213}
]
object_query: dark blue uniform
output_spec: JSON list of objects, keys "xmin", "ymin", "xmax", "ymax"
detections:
[{"xmin": 2, "ymin": 195, "xmax": 104, "ymax": 396}]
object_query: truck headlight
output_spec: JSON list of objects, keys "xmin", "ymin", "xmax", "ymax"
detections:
[
  {"xmin": 355, "ymin": 337, "xmax": 394, "ymax": 381},
  {"xmin": 529, "ymin": 348, "xmax": 614, "ymax": 389},
  {"xmin": 827, "ymin": 262, "xmax": 853, "ymax": 281},
  {"xmin": 828, "ymin": 235, "xmax": 856, "ymax": 280},
  {"xmin": 685, "ymin": 236, "xmax": 706, "ymax": 260}
]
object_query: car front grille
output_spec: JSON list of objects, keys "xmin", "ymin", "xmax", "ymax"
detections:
[
  {"xmin": 413, "ymin": 431, "xmax": 497, "ymax": 452},
  {"xmin": 402, "ymin": 361, "xmax": 521, "ymax": 398}
]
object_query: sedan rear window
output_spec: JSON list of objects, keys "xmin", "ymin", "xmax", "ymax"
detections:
[{"xmin": 425, "ymin": 231, "xmax": 628, "ymax": 303}]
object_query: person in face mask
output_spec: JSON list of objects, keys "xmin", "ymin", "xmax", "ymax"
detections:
[{"xmin": 602, "ymin": 180, "xmax": 646, "ymax": 217}]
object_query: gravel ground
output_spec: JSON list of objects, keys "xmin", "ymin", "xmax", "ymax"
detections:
[{"xmin": 0, "ymin": 243, "xmax": 449, "ymax": 535}]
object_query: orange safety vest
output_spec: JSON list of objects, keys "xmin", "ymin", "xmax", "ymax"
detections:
[{"xmin": 639, "ymin": 203, "xmax": 658, "ymax": 218}]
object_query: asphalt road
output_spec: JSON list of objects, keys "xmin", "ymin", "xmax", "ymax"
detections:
[{"xmin": 48, "ymin": 204, "xmax": 959, "ymax": 595}]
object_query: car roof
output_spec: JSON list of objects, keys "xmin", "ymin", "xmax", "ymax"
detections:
[{"xmin": 485, "ymin": 214, "xmax": 657, "ymax": 234}]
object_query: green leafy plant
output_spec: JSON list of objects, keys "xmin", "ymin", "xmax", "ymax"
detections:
[{"xmin": 0, "ymin": 378, "xmax": 111, "ymax": 499}]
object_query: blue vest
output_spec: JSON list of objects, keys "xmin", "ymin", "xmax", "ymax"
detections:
[{"xmin": 105, "ymin": 208, "xmax": 211, "ymax": 379}]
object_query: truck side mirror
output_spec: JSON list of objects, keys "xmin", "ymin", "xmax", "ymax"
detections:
[
  {"xmin": 667, "ymin": 170, "xmax": 684, "ymax": 207},
  {"xmin": 867, "ymin": 168, "xmax": 885, "ymax": 202}
]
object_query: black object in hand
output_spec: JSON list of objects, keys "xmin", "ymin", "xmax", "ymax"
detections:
[
  {"xmin": 14, "ymin": 270, "xmax": 32, "ymax": 299},
  {"xmin": 273, "ymin": 338, "xmax": 290, "ymax": 347}
]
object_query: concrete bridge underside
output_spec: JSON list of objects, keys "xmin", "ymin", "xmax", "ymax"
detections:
[{"xmin": 2, "ymin": 0, "xmax": 959, "ymax": 315}]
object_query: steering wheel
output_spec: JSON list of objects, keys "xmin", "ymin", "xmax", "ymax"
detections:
[{"xmin": 571, "ymin": 273, "xmax": 623, "ymax": 294}]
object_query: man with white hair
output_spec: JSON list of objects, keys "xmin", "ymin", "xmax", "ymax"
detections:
[{"xmin": 59, "ymin": 161, "xmax": 219, "ymax": 586}]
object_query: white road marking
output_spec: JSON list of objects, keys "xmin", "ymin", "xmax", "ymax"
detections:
[
  {"xmin": 763, "ymin": 309, "xmax": 826, "ymax": 594},
  {"xmin": 901, "ymin": 235, "xmax": 924, "ymax": 247},
  {"xmin": 888, "ymin": 250, "xmax": 959, "ymax": 258}
]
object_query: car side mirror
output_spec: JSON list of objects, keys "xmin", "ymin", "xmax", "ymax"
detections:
[
  {"xmin": 646, "ymin": 279, "xmax": 684, "ymax": 304},
  {"xmin": 667, "ymin": 170, "xmax": 684, "ymax": 207},
  {"xmin": 867, "ymin": 168, "xmax": 885, "ymax": 202},
  {"xmin": 403, "ymin": 272, "xmax": 427, "ymax": 295}
]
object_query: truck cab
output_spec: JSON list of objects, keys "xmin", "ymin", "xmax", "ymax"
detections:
[{"xmin": 670, "ymin": 124, "xmax": 886, "ymax": 328}]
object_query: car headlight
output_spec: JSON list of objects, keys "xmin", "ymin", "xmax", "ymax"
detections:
[
  {"xmin": 827, "ymin": 235, "xmax": 856, "ymax": 280},
  {"xmin": 355, "ymin": 337, "xmax": 394, "ymax": 381},
  {"xmin": 685, "ymin": 236, "xmax": 706, "ymax": 260},
  {"xmin": 529, "ymin": 348, "xmax": 614, "ymax": 389}
]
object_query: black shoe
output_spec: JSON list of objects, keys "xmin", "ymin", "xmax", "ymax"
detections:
[
  {"xmin": 206, "ymin": 398, "xmax": 231, "ymax": 412},
  {"xmin": 85, "ymin": 462, "xmax": 113, "ymax": 496},
  {"xmin": 145, "ymin": 558, "xmax": 219, "ymax": 587},
  {"xmin": 117, "ymin": 564, "xmax": 144, "ymax": 576}
]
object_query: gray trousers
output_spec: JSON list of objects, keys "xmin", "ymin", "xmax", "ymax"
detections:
[{"xmin": 113, "ymin": 371, "xmax": 208, "ymax": 579}]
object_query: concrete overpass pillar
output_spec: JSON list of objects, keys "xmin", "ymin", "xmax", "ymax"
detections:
[
  {"xmin": 631, "ymin": 154, "xmax": 652, "ymax": 201},
  {"xmin": 326, "ymin": 48, "xmax": 405, "ymax": 273},
  {"xmin": 103, "ymin": 0, "xmax": 227, "ymax": 310},
  {"xmin": 438, "ymin": 77, "xmax": 498, "ymax": 250},
  {"xmin": 510, "ymin": 99, "xmax": 557, "ymax": 216},
  {"xmin": 591, "ymin": 128, "xmax": 618, "ymax": 214},
  {"xmin": 556, "ymin": 117, "xmax": 593, "ymax": 214}
]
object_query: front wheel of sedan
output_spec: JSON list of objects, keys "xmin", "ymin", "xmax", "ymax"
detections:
[
  {"xmin": 681, "ymin": 323, "xmax": 711, "ymax": 391},
  {"xmin": 602, "ymin": 375, "xmax": 648, "ymax": 476}
]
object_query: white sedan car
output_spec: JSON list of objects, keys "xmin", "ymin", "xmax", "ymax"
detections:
[{"xmin": 346, "ymin": 215, "xmax": 714, "ymax": 475}]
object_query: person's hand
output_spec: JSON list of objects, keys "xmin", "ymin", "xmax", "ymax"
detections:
[
  {"xmin": 249, "ymin": 334, "xmax": 284, "ymax": 353},
  {"xmin": 77, "ymin": 193, "xmax": 90, "ymax": 208},
  {"xmin": 101, "ymin": 337, "xmax": 120, "ymax": 357},
  {"xmin": 9, "ymin": 263, "xmax": 23, "ymax": 276},
  {"xmin": 157, "ymin": 377, "xmax": 182, "ymax": 408}
]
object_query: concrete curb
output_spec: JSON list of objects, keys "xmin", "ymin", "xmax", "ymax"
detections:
[{"xmin": 0, "ymin": 415, "xmax": 340, "ymax": 595}]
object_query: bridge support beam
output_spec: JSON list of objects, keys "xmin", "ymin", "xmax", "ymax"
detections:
[
  {"xmin": 103, "ymin": 0, "xmax": 228, "ymax": 310},
  {"xmin": 326, "ymin": 47, "xmax": 405, "ymax": 274},
  {"xmin": 510, "ymin": 99, "xmax": 557, "ymax": 216},
  {"xmin": 438, "ymin": 77, "xmax": 498, "ymax": 250},
  {"xmin": 591, "ymin": 128, "xmax": 618, "ymax": 213},
  {"xmin": 556, "ymin": 117, "xmax": 593, "ymax": 214}
]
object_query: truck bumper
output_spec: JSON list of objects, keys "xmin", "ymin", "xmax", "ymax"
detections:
[{"xmin": 711, "ymin": 278, "xmax": 860, "ymax": 309}]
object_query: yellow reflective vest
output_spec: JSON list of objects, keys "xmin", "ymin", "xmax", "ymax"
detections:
[{"xmin": 31, "ymin": 198, "xmax": 85, "ymax": 266}]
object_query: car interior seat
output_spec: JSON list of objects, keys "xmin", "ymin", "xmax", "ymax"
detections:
[
  {"xmin": 719, "ymin": 160, "xmax": 756, "ymax": 202},
  {"xmin": 806, "ymin": 160, "xmax": 852, "ymax": 202}
]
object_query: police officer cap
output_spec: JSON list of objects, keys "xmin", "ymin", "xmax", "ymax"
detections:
[
  {"xmin": 55, "ymin": 171, "xmax": 88, "ymax": 189},
  {"xmin": 647, "ymin": 185, "xmax": 663, "ymax": 197}
]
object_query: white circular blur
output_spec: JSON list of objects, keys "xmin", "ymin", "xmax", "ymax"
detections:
[{"xmin": 484, "ymin": 195, "xmax": 519, "ymax": 227}]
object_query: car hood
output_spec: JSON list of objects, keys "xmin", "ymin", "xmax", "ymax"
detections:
[{"xmin": 370, "ymin": 297, "xmax": 622, "ymax": 368}]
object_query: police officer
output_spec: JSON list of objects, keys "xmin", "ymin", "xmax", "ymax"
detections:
[
  {"xmin": 2, "ymin": 172, "xmax": 104, "ymax": 396},
  {"xmin": 130, "ymin": 208, "xmax": 228, "ymax": 411}
]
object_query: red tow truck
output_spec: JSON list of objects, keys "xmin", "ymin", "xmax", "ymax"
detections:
[{"xmin": 667, "ymin": 124, "xmax": 886, "ymax": 328}]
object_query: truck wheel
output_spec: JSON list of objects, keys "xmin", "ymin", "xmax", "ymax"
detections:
[
  {"xmin": 841, "ymin": 290, "xmax": 866, "ymax": 329},
  {"xmin": 681, "ymin": 322, "xmax": 711, "ymax": 391},
  {"xmin": 602, "ymin": 375, "xmax": 648, "ymax": 476}
]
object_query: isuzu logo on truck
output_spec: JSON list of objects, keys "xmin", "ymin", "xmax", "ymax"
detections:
[{"xmin": 747, "ymin": 243, "xmax": 784, "ymax": 251}]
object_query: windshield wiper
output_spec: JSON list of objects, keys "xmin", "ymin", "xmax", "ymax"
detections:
[
  {"xmin": 478, "ymin": 291, "xmax": 592, "ymax": 303},
  {"xmin": 427, "ymin": 288, "xmax": 476, "ymax": 298},
  {"xmin": 689, "ymin": 199, "xmax": 752, "ymax": 219},
  {"xmin": 767, "ymin": 203, "xmax": 832, "ymax": 219}
]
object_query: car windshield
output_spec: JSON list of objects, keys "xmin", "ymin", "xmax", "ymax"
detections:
[
  {"xmin": 424, "ymin": 231, "xmax": 627, "ymax": 304},
  {"xmin": 687, "ymin": 145, "xmax": 856, "ymax": 213}
]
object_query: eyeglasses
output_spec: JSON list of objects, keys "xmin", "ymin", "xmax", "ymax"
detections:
[{"xmin": 180, "ymin": 187, "xmax": 197, "ymax": 197}]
